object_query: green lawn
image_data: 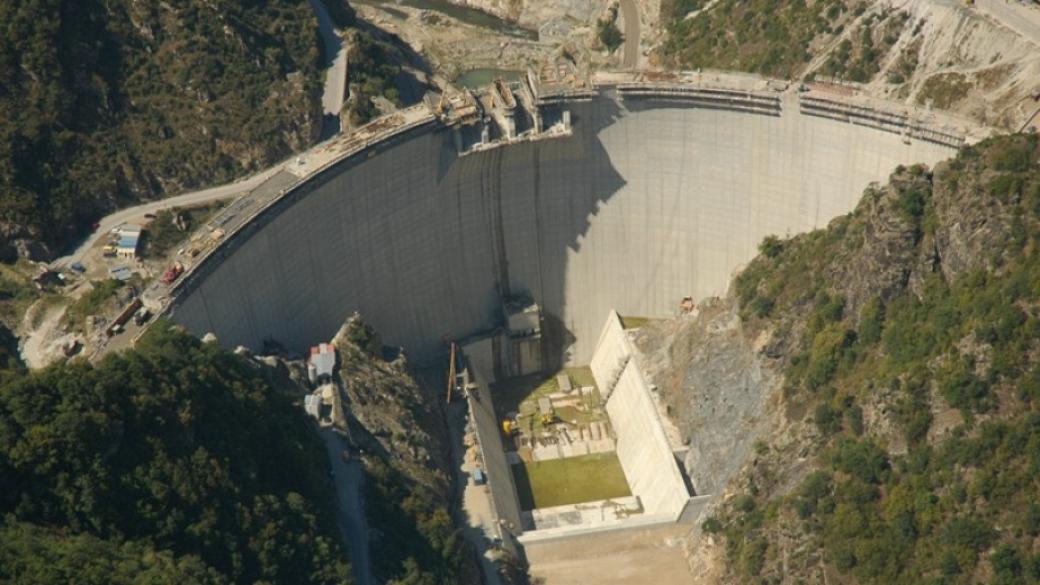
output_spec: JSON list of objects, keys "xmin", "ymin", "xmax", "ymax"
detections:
[
  {"xmin": 620, "ymin": 316, "xmax": 653, "ymax": 330},
  {"xmin": 512, "ymin": 453, "xmax": 631, "ymax": 510}
]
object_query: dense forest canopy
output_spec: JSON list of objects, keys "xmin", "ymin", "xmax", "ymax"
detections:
[
  {"xmin": 0, "ymin": 0, "xmax": 324, "ymax": 256},
  {"xmin": 0, "ymin": 323, "xmax": 352, "ymax": 584},
  {"xmin": 707, "ymin": 134, "xmax": 1040, "ymax": 583}
]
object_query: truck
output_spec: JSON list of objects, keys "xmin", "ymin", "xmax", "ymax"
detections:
[
  {"xmin": 160, "ymin": 261, "xmax": 184, "ymax": 285},
  {"xmin": 133, "ymin": 308, "xmax": 151, "ymax": 326}
]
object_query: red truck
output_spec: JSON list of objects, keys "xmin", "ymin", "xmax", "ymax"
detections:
[{"xmin": 161, "ymin": 261, "xmax": 184, "ymax": 285}]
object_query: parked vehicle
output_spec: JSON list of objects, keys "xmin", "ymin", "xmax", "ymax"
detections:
[
  {"xmin": 160, "ymin": 262, "xmax": 184, "ymax": 285},
  {"xmin": 133, "ymin": 309, "xmax": 151, "ymax": 326},
  {"xmin": 70, "ymin": 262, "xmax": 86, "ymax": 273}
]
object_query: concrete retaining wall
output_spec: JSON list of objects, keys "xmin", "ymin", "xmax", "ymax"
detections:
[
  {"xmin": 606, "ymin": 359, "xmax": 691, "ymax": 519},
  {"xmin": 590, "ymin": 310, "xmax": 631, "ymax": 400}
]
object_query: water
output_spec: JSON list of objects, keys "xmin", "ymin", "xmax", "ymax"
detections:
[
  {"xmin": 453, "ymin": 68, "xmax": 523, "ymax": 89},
  {"xmin": 356, "ymin": 0, "xmax": 538, "ymax": 40}
]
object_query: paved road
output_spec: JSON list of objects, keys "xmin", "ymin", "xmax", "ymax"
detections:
[
  {"xmin": 619, "ymin": 0, "xmax": 640, "ymax": 69},
  {"xmin": 974, "ymin": 0, "xmax": 1040, "ymax": 46},
  {"xmin": 51, "ymin": 165, "xmax": 285, "ymax": 270},
  {"xmin": 310, "ymin": 0, "xmax": 348, "ymax": 137},
  {"xmin": 53, "ymin": 1, "xmax": 347, "ymax": 271},
  {"xmin": 320, "ymin": 428, "xmax": 374, "ymax": 585}
]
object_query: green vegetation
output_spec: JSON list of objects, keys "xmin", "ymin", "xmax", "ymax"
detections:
[
  {"xmin": 320, "ymin": 0, "xmax": 358, "ymax": 27},
  {"xmin": 620, "ymin": 316, "xmax": 653, "ymax": 329},
  {"xmin": 512, "ymin": 453, "xmax": 631, "ymax": 510},
  {"xmin": 140, "ymin": 202, "xmax": 227, "ymax": 259},
  {"xmin": 917, "ymin": 72, "xmax": 973, "ymax": 110},
  {"xmin": 597, "ymin": 18, "xmax": 624, "ymax": 53},
  {"xmin": 62, "ymin": 278, "xmax": 124, "ymax": 332},
  {"xmin": 364, "ymin": 457, "xmax": 467, "ymax": 584},
  {"xmin": 496, "ymin": 368, "xmax": 604, "ymax": 433},
  {"xmin": 664, "ymin": 0, "xmax": 850, "ymax": 78},
  {"xmin": 344, "ymin": 31, "xmax": 404, "ymax": 126},
  {"xmin": 333, "ymin": 316, "xmax": 473, "ymax": 584},
  {"xmin": 0, "ymin": 1, "xmax": 326, "ymax": 255},
  {"xmin": 0, "ymin": 322, "xmax": 352, "ymax": 584},
  {"xmin": 709, "ymin": 134, "xmax": 1040, "ymax": 583},
  {"xmin": 818, "ymin": 12, "xmax": 909, "ymax": 83}
]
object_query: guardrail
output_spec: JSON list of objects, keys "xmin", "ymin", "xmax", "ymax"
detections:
[
  {"xmin": 132, "ymin": 107, "xmax": 439, "ymax": 344},
  {"xmin": 615, "ymin": 83, "xmax": 782, "ymax": 116},
  {"xmin": 799, "ymin": 95, "xmax": 966, "ymax": 148}
]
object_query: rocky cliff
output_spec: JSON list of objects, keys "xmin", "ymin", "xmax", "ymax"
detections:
[
  {"xmin": 330, "ymin": 315, "xmax": 480, "ymax": 585},
  {"xmin": 636, "ymin": 134, "xmax": 1040, "ymax": 583}
]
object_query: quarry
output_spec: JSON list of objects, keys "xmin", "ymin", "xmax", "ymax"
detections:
[{"xmin": 130, "ymin": 67, "xmax": 988, "ymax": 580}]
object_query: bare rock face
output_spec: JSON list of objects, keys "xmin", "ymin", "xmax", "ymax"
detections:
[
  {"xmin": 928, "ymin": 159, "xmax": 1015, "ymax": 283},
  {"xmin": 824, "ymin": 173, "xmax": 926, "ymax": 320},
  {"xmin": 631, "ymin": 299, "xmax": 780, "ymax": 497}
]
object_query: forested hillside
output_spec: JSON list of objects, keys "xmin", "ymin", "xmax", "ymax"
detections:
[
  {"xmin": 332, "ymin": 316, "xmax": 480, "ymax": 585},
  {"xmin": 0, "ymin": 0, "xmax": 333, "ymax": 259},
  {"xmin": 0, "ymin": 324, "xmax": 352, "ymax": 584},
  {"xmin": 700, "ymin": 134, "xmax": 1040, "ymax": 583}
]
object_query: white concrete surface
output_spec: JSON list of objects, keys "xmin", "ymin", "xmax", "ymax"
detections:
[
  {"xmin": 590, "ymin": 311, "xmax": 631, "ymax": 400},
  {"xmin": 169, "ymin": 96, "xmax": 958, "ymax": 366},
  {"xmin": 605, "ymin": 359, "xmax": 690, "ymax": 518}
]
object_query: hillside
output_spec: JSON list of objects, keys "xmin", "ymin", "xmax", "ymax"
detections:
[
  {"xmin": 0, "ymin": 0, "xmax": 407, "ymax": 261},
  {"xmin": 661, "ymin": 0, "xmax": 1040, "ymax": 131},
  {"xmin": 636, "ymin": 133, "xmax": 1040, "ymax": 583},
  {"xmin": 0, "ymin": 323, "xmax": 352, "ymax": 584},
  {"xmin": 330, "ymin": 316, "xmax": 481, "ymax": 585}
]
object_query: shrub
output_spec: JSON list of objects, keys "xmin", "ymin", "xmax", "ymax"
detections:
[
  {"xmin": 598, "ymin": 19, "xmax": 624, "ymax": 52},
  {"xmin": 759, "ymin": 235, "xmax": 784, "ymax": 258}
]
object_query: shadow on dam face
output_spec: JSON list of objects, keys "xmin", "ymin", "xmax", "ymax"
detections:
[{"xmin": 170, "ymin": 97, "xmax": 958, "ymax": 366}]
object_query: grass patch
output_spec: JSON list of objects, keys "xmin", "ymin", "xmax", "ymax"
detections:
[
  {"xmin": 512, "ymin": 453, "xmax": 631, "ymax": 510},
  {"xmin": 620, "ymin": 316, "xmax": 652, "ymax": 330},
  {"xmin": 494, "ymin": 368, "xmax": 599, "ymax": 415}
]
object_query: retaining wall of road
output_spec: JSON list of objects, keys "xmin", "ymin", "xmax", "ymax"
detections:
[{"xmin": 168, "ymin": 87, "xmax": 961, "ymax": 366}]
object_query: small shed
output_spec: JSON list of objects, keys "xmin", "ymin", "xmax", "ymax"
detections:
[
  {"xmin": 109, "ymin": 265, "xmax": 133, "ymax": 281},
  {"xmin": 115, "ymin": 224, "xmax": 142, "ymax": 259},
  {"xmin": 309, "ymin": 343, "xmax": 337, "ymax": 383}
]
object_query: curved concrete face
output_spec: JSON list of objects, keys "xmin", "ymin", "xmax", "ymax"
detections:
[{"xmin": 171, "ymin": 97, "xmax": 957, "ymax": 365}]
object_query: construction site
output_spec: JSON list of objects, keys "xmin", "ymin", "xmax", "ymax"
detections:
[{"xmin": 136, "ymin": 67, "xmax": 987, "ymax": 581}]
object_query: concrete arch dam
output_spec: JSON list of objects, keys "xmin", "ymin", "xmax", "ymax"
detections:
[{"xmin": 170, "ymin": 96, "xmax": 958, "ymax": 365}]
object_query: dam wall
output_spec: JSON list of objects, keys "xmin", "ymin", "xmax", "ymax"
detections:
[{"xmin": 169, "ymin": 91, "xmax": 960, "ymax": 365}]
